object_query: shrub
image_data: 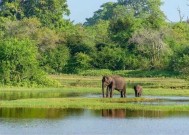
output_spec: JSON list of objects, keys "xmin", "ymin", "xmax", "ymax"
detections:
[
  {"xmin": 79, "ymin": 69, "xmax": 179, "ymax": 78},
  {"xmin": 79, "ymin": 69, "xmax": 113, "ymax": 76},
  {"xmin": 0, "ymin": 38, "xmax": 59, "ymax": 86},
  {"xmin": 170, "ymin": 45, "xmax": 189, "ymax": 76}
]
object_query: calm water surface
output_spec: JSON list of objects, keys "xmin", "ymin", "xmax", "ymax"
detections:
[{"xmin": 0, "ymin": 108, "xmax": 189, "ymax": 135}]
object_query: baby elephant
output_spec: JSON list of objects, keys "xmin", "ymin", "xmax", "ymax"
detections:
[{"xmin": 134, "ymin": 85, "xmax": 143, "ymax": 97}]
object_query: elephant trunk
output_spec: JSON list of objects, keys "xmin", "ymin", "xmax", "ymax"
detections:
[{"xmin": 102, "ymin": 83, "xmax": 105, "ymax": 98}]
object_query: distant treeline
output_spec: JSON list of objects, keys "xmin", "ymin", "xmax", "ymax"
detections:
[{"xmin": 0, "ymin": 0, "xmax": 189, "ymax": 86}]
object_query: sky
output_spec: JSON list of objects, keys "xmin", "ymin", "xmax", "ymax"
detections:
[{"xmin": 67, "ymin": 0, "xmax": 189, "ymax": 23}]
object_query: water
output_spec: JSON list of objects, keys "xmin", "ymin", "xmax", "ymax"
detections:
[
  {"xmin": 0, "ymin": 108, "xmax": 189, "ymax": 135},
  {"xmin": 1, "ymin": 93, "xmax": 189, "ymax": 135},
  {"xmin": 86, "ymin": 94, "xmax": 189, "ymax": 105}
]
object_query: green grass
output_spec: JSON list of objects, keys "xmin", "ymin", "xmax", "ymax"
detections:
[
  {"xmin": 1, "ymin": 87, "xmax": 189, "ymax": 100},
  {"xmin": 1, "ymin": 75, "xmax": 189, "ymax": 100},
  {"xmin": 0, "ymin": 87, "xmax": 99, "ymax": 100},
  {"xmin": 79, "ymin": 69, "xmax": 180, "ymax": 78},
  {"xmin": 0, "ymin": 98, "xmax": 189, "ymax": 112},
  {"xmin": 1, "ymin": 74, "xmax": 189, "ymax": 112},
  {"xmin": 51, "ymin": 74, "xmax": 189, "ymax": 89}
]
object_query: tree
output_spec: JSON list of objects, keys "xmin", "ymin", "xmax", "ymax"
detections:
[
  {"xmin": 117, "ymin": 0, "xmax": 164, "ymax": 16},
  {"xmin": 0, "ymin": 0, "xmax": 25, "ymax": 20},
  {"xmin": 84, "ymin": 2, "xmax": 116, "ymax": 26},
  {"xmin": 0, "ymin": 0, "xmax": 70, "ymax": 28},
  {"xmin": 0, "ymin": 38, "xmax": 56, "ymax": 86},
  {"xmin": 40, "ymin": 44, "xmax": 70, "ymax": 73},
  {"xmin": 65, "ymin": 52, "xmax": 92, "ymax": 73},
  {"xmin": 85, "ymin": 0, "xmax": 165, "ymax": 28},
  {"xmin": 130, "ymin": 28, "xmax": 171, "ymax": 69},
  {"xmin": 92, "ymin": 46, "xmax": 125, "ymax": 70},
  {"xmin": 168, "ymin": 22, "xmax": 189, "ymax": 49},
  {"xmin": 86, "ymin": 20, "xmax": 110, "ymax": 44},
  {"xmin": 3, "ymin": 17, "xmax": 41, "ymax": 39},
  {"xmin": 22, "ymin": 0, "xmax": 70, "ymax": 28},
  {"xmin": 66, "ymin": 24, "xmax": 95, "ymax": 55},
  {"xmin": 3, "ymin": 18, "xmax": 60, "ymax": 51},
  {"xmin": 108, "ymin": 0, "xmax": 166, "ymax": 48},
  {"xmin": 109, "ymin": 14, "xmax": 142, "ymax": 47},
  {"xmin": 169, "ymin": 45, "xmax": 189, "ymax": 75}
]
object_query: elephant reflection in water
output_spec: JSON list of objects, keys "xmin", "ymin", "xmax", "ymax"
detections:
[{"xmin": 102, "ymin": 109, "xmax": 126, "ymax": 118}]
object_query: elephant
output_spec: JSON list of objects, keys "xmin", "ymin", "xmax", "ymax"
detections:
[
  {"xmin": 102, "ymin": 109, "xmax": 126, "ymax": 118},
  {"xmin": 102, "ymin": 75, "xmax": 126, "ymax": 98},
  {"xmin": 134, "ymin": 85, "xmax": 142, "ymax": 97}
]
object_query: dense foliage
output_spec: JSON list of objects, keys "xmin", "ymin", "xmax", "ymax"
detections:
[{"xmin": 0, "ymin": 0, "xmax": 189, "ymax": 86}]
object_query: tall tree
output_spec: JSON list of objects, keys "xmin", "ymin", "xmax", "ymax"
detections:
[
  {"xmin": 130, "ymin": 28, "xmax": 171, "ymax": 69},
  {"xmin": 85, "ymin": 0, "xmax": 165, "ymax": 27},
  {"xmin": 22, "ymin": 0, "xmax": 70, "ymax": 28},
  {"xmin": 0, "ymin": 0, "xmax": 25, "ymax": 20},
  {"xmin": 3, "ymin": 18, "xmax": 60, "ymax": 51},
  {"xmin": 0, "ymin": 38, "xmax": 39, "ymax": 85},
  {"xmin": 169, "ymin": 45, "xmax": 189, "ymax": 75},
  {"xmin": 84, "ymin": 2, "xmax": 116, "ymax": 26},
  {"xmin": 0, "ymin": 0, "xmax": 70, "ymax": 28}
]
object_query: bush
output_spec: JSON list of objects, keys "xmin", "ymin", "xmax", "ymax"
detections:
[
  {"xmin": 65, "ymin": 52, "xmax": 92, "ymax": 74},
  {"xmin": 170, "ymin": 45, "xmax": 189, "ymax": 76},
  {"xmin": 0, "ymin": 38, "xmax": 59, "ymax": 87},
  {"xmin": 79, "ymin": 69, "xmax": 113, "ymax": 76},
  {"xmin": 78, "ymin": 69, "xmax": 179, "ymax": 78},
  {"xmin": 40, "ymin": 45, "xmax": 70, "ymax": 73}
]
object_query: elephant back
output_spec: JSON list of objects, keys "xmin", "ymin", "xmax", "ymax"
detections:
[{"xmin": 111, "ymin": 75, "xmax": 126, "ymax": 89}]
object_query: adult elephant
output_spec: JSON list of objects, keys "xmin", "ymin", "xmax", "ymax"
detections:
[
  {"xmin": 134, "ymin": 85, "xmax": 143, "ymax": 97},
  {"xmin": 102, "ymin": 75, "xmax": 126, "ymax": 98}
]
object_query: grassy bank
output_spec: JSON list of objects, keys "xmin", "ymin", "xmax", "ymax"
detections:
[
  {"xmin": 1, "ymin": 87, "xmax": 189, "ymax": 100},
  {"xmin": 78, "ymin": 69, "xmax": 180, "ymax": 78},
  {"xmin": 0, "ymin": 74, "xmax": 189, "ymax": 111},
  {"xmin": 0, "ymin": 98, "xmax": 189, "ymax": 112},
  {"xmin": 1, "ymin": 75, "xmax": 189, "ymax": 100},
  {"xmin": 51, "ymin": 74, "xmax": 189, "ymax": 89}
]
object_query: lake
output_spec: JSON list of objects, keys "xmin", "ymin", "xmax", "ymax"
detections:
[{"xmin": 0, "ymin": 108, "xmax": 189, "ymax": 135}]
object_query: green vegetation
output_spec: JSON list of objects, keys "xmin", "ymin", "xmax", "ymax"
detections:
[
  {"xmin": 1, "ymin": 98, "xmax": 189, "ymax": 112},
  {"xmin": 1, "ymin": 74, "xmax": 189, "ymax": 100},
  {"xmin": 0, "ymin": 38, "xmax": 59, "ymax": 87},
  {"xmin": 0, "ymin": 1, "xmax": 189, "ymax": 112},
  {"xmin": 51, "ymin": 74, "xmax": 189, "ymax": 89},
  {"xmin": 78, "ymin": 69, "xmax": 180, "ymax": 77},
  {"xmin": 0, "ymin": 0, "xmax": 189, "ymax": 86},
  {"xmin": 0, "ymin": 75, "xmax": 189, "ymax": 112}
]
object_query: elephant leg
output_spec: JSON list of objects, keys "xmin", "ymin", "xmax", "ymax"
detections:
[
  {"xmin": 121, "ymin": 91, "xmax": 123, "ymax": 98},
  {"xmin": 110, "ymin": 89, "xmax": 113, "ymax": 98},
  {"xmin": 135, "ymin": 90, "xmax": 137, "ymax": 97},
  {"xmin": 124, "ymin": 87, "xmax": 126, "ymax": 98},
  {"xmin": 137, "ymin": 92, "xmax": 139, "ymax": 97},
  {"xmin": 106, "ymin": 86, "xmax": 109, "ymax": 98},
  {"xmin": 139, "ymin": 92, "xmax": 142, "ymax": 97},
  {"xmin": 123, "ymin": 91, "xmax": 126, "ymax": 98}
]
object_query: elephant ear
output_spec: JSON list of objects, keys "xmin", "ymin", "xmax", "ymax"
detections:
[
  {"xmin": 102, "ymin": 76, "xmax": 107, "ymax": 82},
  {"xmin": 102, "ymin": 76, "xmax": 112, "ymax": 85},
  {"xmin": 106, "ymin": 76, "xmax": 113, "ymax": 84}
]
